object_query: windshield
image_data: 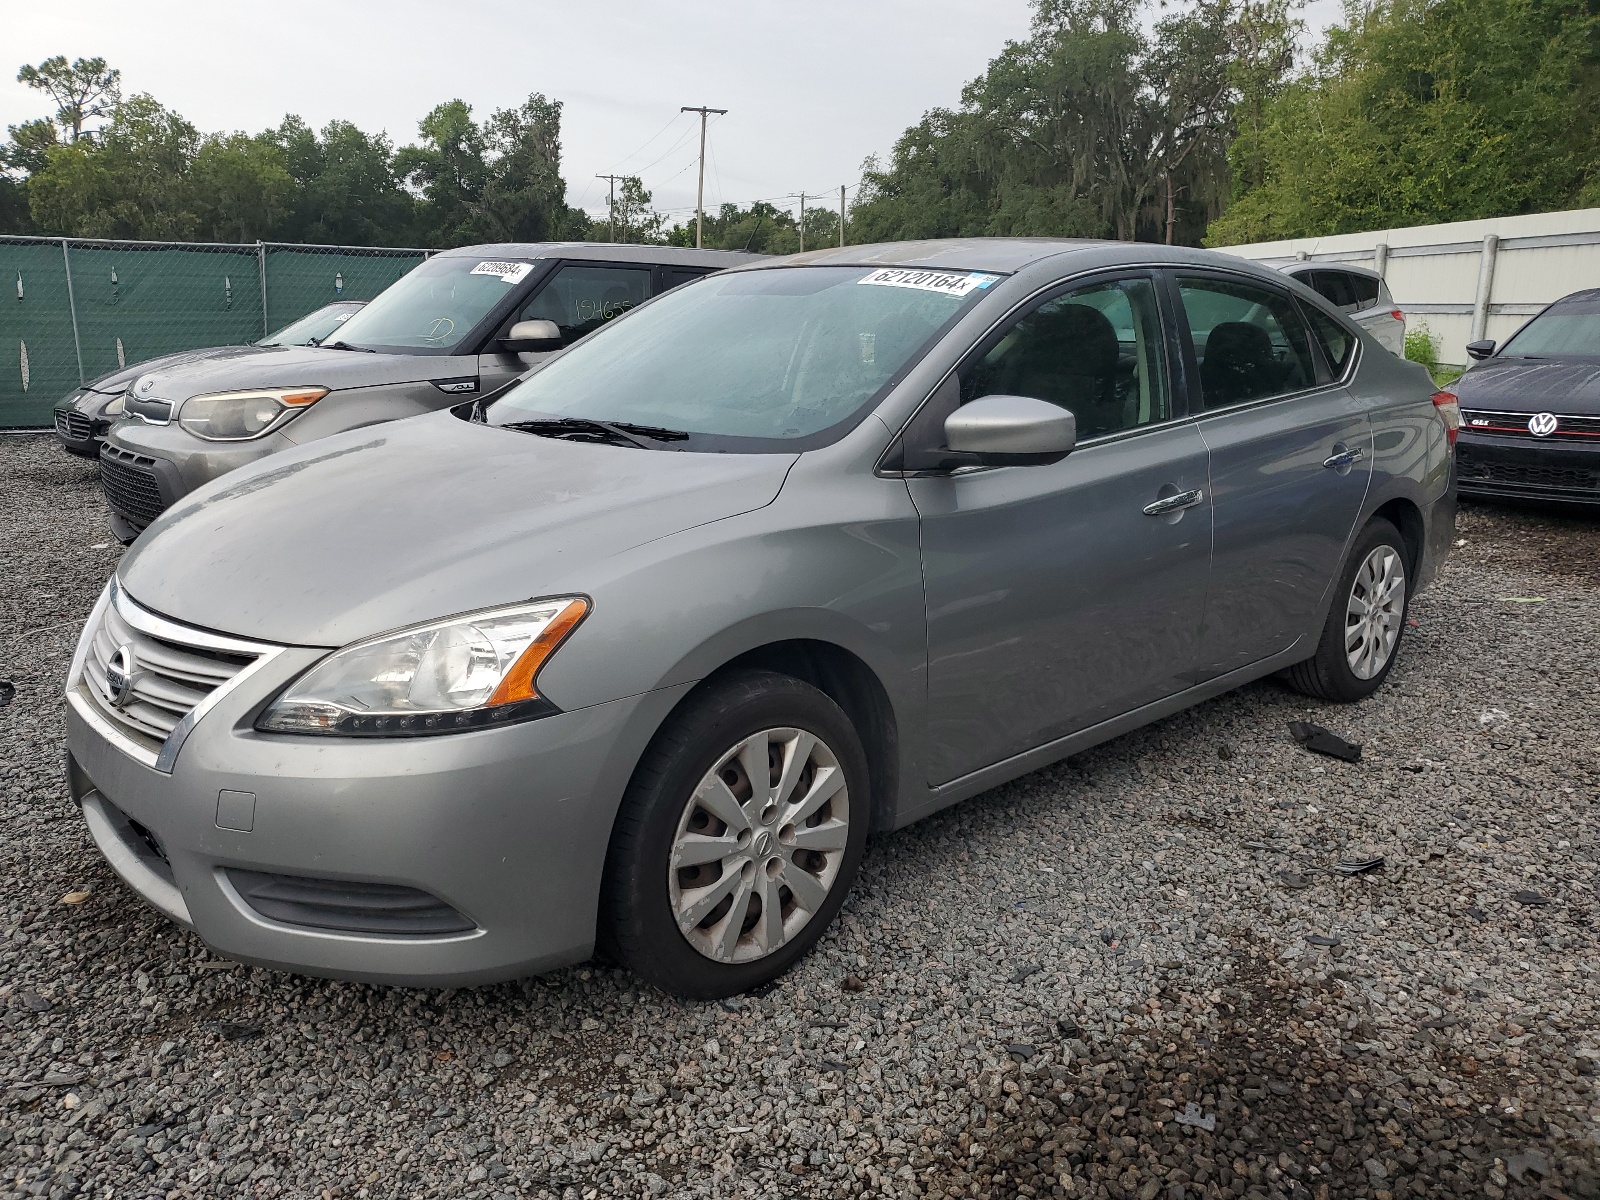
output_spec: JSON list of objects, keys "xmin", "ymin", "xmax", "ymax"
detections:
[
  {"xmin": 330, "ymin": 256, "xmax": 535, "ymax": 353},
  {"xmin": 258, "ymin": 302, "xmax": 364, "ymax": 347},
  {"xmin": 487, "ymin": 265, "xmax": 997, "ymax": 448},
  {"xmin": 1500, "ymin": 296, "xmax": 1600, "ymax": 359}
]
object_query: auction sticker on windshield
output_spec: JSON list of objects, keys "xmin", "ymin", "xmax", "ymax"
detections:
[
  {"xmin": 857, "ymin": 268, "xmax": 999, "ymax": 296},
  {"xmin": 471, "ymin": 261, "xmax": 535, "ymax": 285}
]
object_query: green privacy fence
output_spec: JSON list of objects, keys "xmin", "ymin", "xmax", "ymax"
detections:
[{"xmin": 0, "ymin": 236, "xmax": 433, "ymax": 428}]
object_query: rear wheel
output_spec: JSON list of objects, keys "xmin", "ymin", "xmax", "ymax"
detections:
[
  {"xmin": 600, "ymin": 670, "xmax": 870, "ymax": 998},
  {"xmin": 1286, "ymin": 518, "xmax": 1410, "ymax": 702}
]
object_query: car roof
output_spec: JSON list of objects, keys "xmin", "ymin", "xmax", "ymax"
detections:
[
  {"xmin": 747, "ymin": 238, "xmax": 1105, "ymax": 274},
  {"xmin": 1550, "ymin": 287, "xmax": 1600, "ymax": 306},
  {"xmin": 435, "ymin": 242, "xmax": 765, "ymax": 267}
]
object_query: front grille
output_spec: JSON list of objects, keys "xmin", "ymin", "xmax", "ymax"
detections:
[
  {"xmin": 226, "ymin": 869, "xmax": 477, "ymax": 936},
  {"xmin": 1460, "ymin": 409, "xmax": 1600, "ymax": 442},
  {"xmin": 56, "ymin": 410, "xmax": 93, "ymax": 440},
  {"xmin": 79, "ymin": 584, "xmax": 260, "ymax": 757},
  {"xmin": 1456, "ymin": 447, "xmax": 1600, "ymax": 493},
  {"xmin": 99, "ymin": 444, "xmax": 167, "ymax": 526}
]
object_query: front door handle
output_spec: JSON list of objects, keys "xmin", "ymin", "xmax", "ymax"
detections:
[
  {"xmin": 1323, "ymin": 446, "xmax": 1364, "ymax": 470},
  {"xmin": 1142, "ymin": 488, "xmax": 1204, "ymax": 517}
]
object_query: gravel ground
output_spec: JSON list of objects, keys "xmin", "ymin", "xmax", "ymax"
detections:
[{"xmin": 2, "ymin": 431, "xmax": 1597, "ymax": 1200}]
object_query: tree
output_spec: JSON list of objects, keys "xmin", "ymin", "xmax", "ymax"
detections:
[
  {"xmin": 17, "ymin": 55, "xmax": 121, "ymax": 141},
  {"xmin": 191, "ymin": 132, "xmax": 295, "ymax": 242},
  {"xmin": 27, "ymin": 94, "xmax": 201, "ymax": 238},
  {"xmin": 612, "ymin": 176, "xmax": 663, "ymax": 242},
  {"xmin": 1206, "ymin": 0, "xmax": 1600, "ymax": 244},
  {"xmin": 477, "ymin": 94, "xmax": 575, "ymax": 243},
  {"xmin": 273, "ymin": 116, "xmax": 416, "ymax": 245}
]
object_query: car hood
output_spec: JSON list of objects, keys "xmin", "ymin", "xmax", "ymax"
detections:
[
  {"xmin": 1453, "ymin": 357, "xmax": 1600, "ymax": 413},
  {"xmin": 74, "ymin": 345, "xmax": 241, "ymax": 403},
  {"xmin": 126, "ymin": 343, "xmax": 472, "ymax": 404},
  {"xmin": 117, "ymin": 412, "xmax": 797, "ymax": 647}
]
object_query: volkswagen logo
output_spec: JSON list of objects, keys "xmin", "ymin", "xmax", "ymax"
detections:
[
  {"xmin": 105, "ymin": 644, "xmax": 136, "ymax": 708},
  {"xmin": 1528, "ymin": 412, "xmax": 1559, "ymax": 437}
]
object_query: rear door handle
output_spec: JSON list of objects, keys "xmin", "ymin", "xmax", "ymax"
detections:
[
  {"xmin": 1142, "ymin": 488, "xmax": 1204, "ymax": 517},
  {"xmin": 1323, "ymin": 446, "xmax": 1364, "ymax": 469}
]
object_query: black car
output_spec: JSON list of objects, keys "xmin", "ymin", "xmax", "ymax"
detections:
[
  {"xmin": 51, "ymin": 301, "xmax": 366, "ymax": 456},
  {"xmin": 1452, "ymin": 288, "xmax": 1600, "ymax": 505}
]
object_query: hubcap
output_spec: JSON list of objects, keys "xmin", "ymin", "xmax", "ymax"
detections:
[
  {"xmin": 1345, "ymin": 545, "xmax": 1406, "ymax": 680},
  {"xmin": 668, "ymin": 727, "xmax": 850, "ymax": 964}
]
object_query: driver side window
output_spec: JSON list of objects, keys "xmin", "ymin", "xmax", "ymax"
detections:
[
  {"xmin": 960, "ymin": 276, "xmax": 1171, "ymax": 440},
  {"xmin": 520, "ymin": 265, "xmax": 652, "ymax": 342}
]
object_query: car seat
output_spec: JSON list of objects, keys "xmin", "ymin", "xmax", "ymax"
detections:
[{"xmin": 1200, "ymin": 322, "xmax": 1285, "ymax": 407}]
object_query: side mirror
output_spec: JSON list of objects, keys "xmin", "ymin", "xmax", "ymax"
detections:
[
  {"xmin": 944, "ymin": 394, "xmax": 1076, "ymax": 466},
  {"xmin": 1465, "ymin": 339, "xmax": 1496, "ymax": 361},
  {"xmin": 501, "ymin": 319, "xmax": 563, "ymax": 352}
]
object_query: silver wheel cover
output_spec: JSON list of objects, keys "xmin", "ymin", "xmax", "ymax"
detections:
[
  {"xmin": 1345, "ymin": 544, "xmax": 1406, "ymax": 680},
  {"xmin": 668, "ymin": 727, "xmax": 850, "ymax": 964}
]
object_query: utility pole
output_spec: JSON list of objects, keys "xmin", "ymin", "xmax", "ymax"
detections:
[
  {"xmin": 797, "ymin": 192, "xmax": 807, "ymax": 252},
  {"xmin": 680, "ymin": 106, "xmax": 727, "ymax": 248},
  {"xmin": 839, "ymin": 185, "xmax": 846, "ymax": 247},
  {"xmin": 596, "ymin": 174, "xmax": 622, "ymax": 242}
]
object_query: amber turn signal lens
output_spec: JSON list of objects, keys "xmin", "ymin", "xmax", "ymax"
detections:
[{"xmin": 486, "ymin": 598, "xmax": 589, "ymax": 706}]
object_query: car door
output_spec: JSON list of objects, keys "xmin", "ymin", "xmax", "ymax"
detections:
[
  {"xmin": 906, "ymin": 272, "xmax": 1212, "ymax": 786},
  {"xmin": 478, "ymin": 262, "xmax": 655, "ymax": 394},
  {"xmin": 1171, "ymin": 271, "xmax": 1373, "ymax": 679}
]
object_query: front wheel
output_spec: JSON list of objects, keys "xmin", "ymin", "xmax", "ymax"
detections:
[
  {"xmin": 1285, "ymin": 518, "xmax": 1410, "ymax": 702},
  {"xmin": 600, "ymin": 670, "xmax": 870, "ymax": 998}
]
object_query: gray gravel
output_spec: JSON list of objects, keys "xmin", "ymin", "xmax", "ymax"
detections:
[{"xmin": 2, "ymin": 431, "xmax": 1597, "ymax": 1200}]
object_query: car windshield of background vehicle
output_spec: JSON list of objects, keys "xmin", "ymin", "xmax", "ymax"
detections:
[
  {"xmin": 330, "ymin": 257, "xmax": 535, "ymax": 353},
  {"xmin": 487, "ymin": 266, "xmax": 999, "ymax": 448},
  {"xmin": 258, "ymin": 303, "xmax": 363, "ymax": 347},
  {"xmin": 1499, "ymin": 296, "xmax": 1600, "ymax": 358}
]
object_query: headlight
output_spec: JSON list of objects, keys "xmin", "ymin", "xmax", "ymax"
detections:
[
  {"xmin": 256, "ymin": 597, "xmax": 588, "ymax": 736},
  {"xmin": 178, "ymin": 386, "xmax": 328, "ymax": 440},
  {"xmin": 102, "ymin": 393, "xmax": 125, "ymax": 416}
]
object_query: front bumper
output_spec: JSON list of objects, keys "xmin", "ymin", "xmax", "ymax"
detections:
[
  {"xmin": 53, "ymin": 393, "xmax": 116, "ymax": 456},
  {"xmin": 98, "ymin": 420, "xmax": 292, "ymax": 534},
  {"xmin": 66, "ymin": 641, "xmax": 689, "ymax": 986},
  {"xmin": 1456, "ymin": 433, "xmax": 1600, "ymax": 505}
]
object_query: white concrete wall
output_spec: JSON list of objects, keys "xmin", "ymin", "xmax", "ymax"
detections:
[{"xmin": 1212, "ymin": 208, "xmax": 1600, "ymax": 365}]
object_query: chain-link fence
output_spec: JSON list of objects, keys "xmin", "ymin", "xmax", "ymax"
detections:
[{"xmin": 0, "ymin": 237, "xmax": 433, "ymax": 428}]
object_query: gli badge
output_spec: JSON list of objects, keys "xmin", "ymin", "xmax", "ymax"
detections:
[
  {"xmin": 105, "ymin": 644, "xmax": 137, "ymax": 708},
  {"xmin": 1528, "ymin": 412, "xmax": 1558, "ymax": 437}
]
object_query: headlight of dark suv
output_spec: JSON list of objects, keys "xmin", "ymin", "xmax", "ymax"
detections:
[
  {"xmin": 257, "ymin": 598, "xmax": 589, "ymax": 736},
  {"xmin": 178, "ymin": 386, "xmax": 328, "ymax": 440}
]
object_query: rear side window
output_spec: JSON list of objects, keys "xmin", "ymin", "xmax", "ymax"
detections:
[
  {"xmin": 520, "ymin": 265, "xmax": 653, "ymax": 341},
  {"xmin": 1347, "ymin": 272, "xmax": 1380, "ymax": 309},
  {"xmin": 663, "ymin": 267, "xmax": 713, "ymax": 291},
  {"xmin": 1305, "ymin": 270, "xmax": 1355, "ymax": 310},
  {"xmin": 1177, "ymin": 276, "xmax": 1318, "ymax": 409},
  {"xmin": 1304, "ymin": 304, "xmax": 1357, "ymax": 378}
]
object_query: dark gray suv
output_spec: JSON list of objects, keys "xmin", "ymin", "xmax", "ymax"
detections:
[{"xmin": 98, "ymin": 244, "xmax": 760, "ymax": 540}]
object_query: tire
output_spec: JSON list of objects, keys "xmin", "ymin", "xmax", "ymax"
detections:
[
  {"xmin": 600, "ymin": 670, "xmax": 871, "ymax": 999},
  {"xmin": 1285, "ymin": 518, "xmax": 1410, "ymax": 703}
]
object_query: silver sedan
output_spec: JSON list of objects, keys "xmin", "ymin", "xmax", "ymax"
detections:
[{"xmin": 64, "ymin": 239, "xmax": 1456, "ymax": 997}]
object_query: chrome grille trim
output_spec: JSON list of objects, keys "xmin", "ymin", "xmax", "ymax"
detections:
[
  {"xmin": 1459, "ymin": 408, "xmax": 1600, "ymax": 441},
  {"xmin": 66, "ymin": 578, "xmax": 285, "ymax": 773}
]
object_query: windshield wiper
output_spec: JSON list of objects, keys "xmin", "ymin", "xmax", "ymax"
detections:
[
  {"xmin": 500, "ymin": 417, "xmax": 690, "ymax": 449},
  {"xmin": 322, "ymin": 340, "xmax": 375, "ymax": 353}
]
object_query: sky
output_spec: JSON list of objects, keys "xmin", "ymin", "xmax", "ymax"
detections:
[{"xmin": 2, "ymin": 0, "xmax": 1347, "ymax": 230}]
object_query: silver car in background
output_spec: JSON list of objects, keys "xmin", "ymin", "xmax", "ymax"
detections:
[
  {"xmin": 97, "ymin": 244, "xmax": 759, "ymax": 541},
  {"xmin": 1279, "ymin": 261, "xmax": 1407, "ymax": 355},
  {"xmin": 65, "ymin": 239, "xmax": 1455, "ymax": 998}
]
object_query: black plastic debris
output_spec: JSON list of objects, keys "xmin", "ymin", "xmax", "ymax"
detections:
[
  {"xmin": 1287, "ymin": 721, "xmax": 1362, "ymax": 763},
  {"xmin": 0, "ymin": 680, "xmax": 13, "ymax": 708},
  {"xmin": 1277, "ymin": 870, "xmax": 1313, "ymax": 889},
  {"xmin": 1467, "ymin": 906, "xmax": 1488, "ymax": 921},
  {"xmin": 1010, "ymin": 962, "xmax": 1043, "ymax": 984},
  {"xmin": 1217, "ymin": 743, "xmax": 1234, "ymax": 761},
  {"xmin": 1007, "ymin": 1044, "xmax": 1036, "ymax": 1063},
  {"xmin": 1306, "ymin": 934, "xmax": 1341, "ymax": 948},
  {"xmin": 1514, "ymin": 890, "xmax": 1552, "ymax": 906},
  {"xmin": 1335, "ymin": 855, "xmax": 1385, "ymax": 875},
  {"xmin": 1175, "ymin": 1102, "xmax": 1216, "ymax": 1131},
  {"xmin": 820, "ymin": 1060, "xmax": 849, "ymax": 1074},
  {"xmin": 1420, "ymin": 1015, "xmax": 1459, "ymax": 1030},
  {"xmin": 1056, "ymin": 1017, "xmax": 1081, "ymax": 1038}
]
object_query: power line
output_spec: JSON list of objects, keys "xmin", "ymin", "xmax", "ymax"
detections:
[{"xmin": 595, "ymin": 175, "xmax": 623, "ymax": 242}]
